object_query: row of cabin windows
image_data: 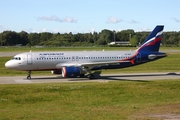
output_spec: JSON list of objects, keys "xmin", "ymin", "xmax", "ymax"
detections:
[{"xmin": 37, "ymin": 56, "xmax": 130, "ymax": 60}]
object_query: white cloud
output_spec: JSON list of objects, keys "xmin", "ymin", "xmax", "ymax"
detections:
[
  {"xmin": 37, "ymin": 15, "xmax": 61, "ymax": 22},
  {"xmin": 64, "ymin": 17, "xmax": 77, "ymax": 23},
  {"xmin": 107, "ymin": 17, "xmax": 123, "ymax": 24},
  {"xmin": 37, "ymin": 15, "xmax": 77, "ymax": 23}
]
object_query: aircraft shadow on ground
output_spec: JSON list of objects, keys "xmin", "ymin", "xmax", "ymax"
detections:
[
  {"xmin": 29, "ymin": 72, "xmax": 180, "ymax": 82},
  {"xmin": 98, "ymin": 72, "xmax": 180, "ymax": 82}
]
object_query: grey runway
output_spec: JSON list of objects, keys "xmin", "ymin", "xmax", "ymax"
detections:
[{"xmin": 0, "ymin": 72, "xmax": 179, "ymax": 84}]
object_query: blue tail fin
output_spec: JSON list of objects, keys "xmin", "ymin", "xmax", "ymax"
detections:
[{"xmin": 137, "ymin": 25, "xmax": 164, "ymax": 52}]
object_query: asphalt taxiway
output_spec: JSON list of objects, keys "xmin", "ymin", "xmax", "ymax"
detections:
[{"xmin": 0, "ymin": 72, "xmax": 179, "ymax": 84}]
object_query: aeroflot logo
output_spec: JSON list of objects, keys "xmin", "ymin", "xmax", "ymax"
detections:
[{"xmin": 39, "ymin": 53, "xmax": 64, "ymax": 57}]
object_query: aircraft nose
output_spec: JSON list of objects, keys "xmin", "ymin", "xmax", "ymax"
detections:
[
  {"xmin": 5, "ymin": 61, "xmax": 11, "ymax": 68},
  {"xmin": 5, "ymin": 61, "xmax": 15, "ymax": 69}
]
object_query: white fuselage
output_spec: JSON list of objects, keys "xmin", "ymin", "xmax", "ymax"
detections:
[{"xmin": 5, "ymin": 51, "xmax": 137, "ymax": 71}]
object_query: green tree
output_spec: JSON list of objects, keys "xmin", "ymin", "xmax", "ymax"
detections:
[
  {"xmin": 93, "ymin": 32, "xmax": 99, "ymax": 43},
  {"xmin": 137, "ymin": 32, "xmax": 150, "ymax": 45},
  {"xmin": 19, "ymin": 31, "xmax": 29, "ymax": 45},
  {"xmin": 1, "ymin": 31, "xmax": 20, "ymax": 46},
  {"xmin": 0, "ymin": 33, "xmax": 5, "ymax": 46},
  {"xmin": 130, "ymin": 35, "xmax": 138, "ymax": 46},
  {"xmin": 177, "ymin": 34, "xmax": 180, "ymax": 47},
  {"xmin": 116, "ymin": 29, "xmax": 134, "ymax": 41},
  {"xmin": 39, "ymin": 32, "xmax": 52, "ymax": 45},
  {"xmin": 97, "ymin": 29, "xmax": 113, "ymax": 45},
  {"xmin": 28, "ymin": 33, "xmax": 40, "ymax": 46}
]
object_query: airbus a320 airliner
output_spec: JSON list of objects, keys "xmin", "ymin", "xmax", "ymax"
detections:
[{"xmin": 5, "ymin": 25, "xmax": 167, "ymax": 79}]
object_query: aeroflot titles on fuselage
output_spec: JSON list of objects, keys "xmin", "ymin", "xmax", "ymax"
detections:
[{"xmin": 39, "ymin": 53, "xmax": 64, "ymax": 56}]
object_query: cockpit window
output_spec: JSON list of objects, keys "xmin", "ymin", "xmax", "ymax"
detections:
[{"xmin": 12, "ymin": 57, "xmax": 21, "ymax": 60}]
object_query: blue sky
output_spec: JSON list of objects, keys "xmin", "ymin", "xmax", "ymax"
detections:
[{"xmin": 0, "ymin": 0, "xmax": 180, "ymax": 33}]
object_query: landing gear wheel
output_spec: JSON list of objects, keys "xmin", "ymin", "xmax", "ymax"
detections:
[
  {"xmin": 27, "ymin": 71, "xmax": 31, "ymax": 80},
  {"xmin": 89, "ymin": 74, "xmax": 94, "ymax": 79},
  {"xmin": 27, "ymin": 76, "xmax": 31, "ymax": 80}
]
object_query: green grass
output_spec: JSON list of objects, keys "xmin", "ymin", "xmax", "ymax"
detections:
[{"xmin": 0, "ymin": 80, "xmax": 180, "ymax": 119}]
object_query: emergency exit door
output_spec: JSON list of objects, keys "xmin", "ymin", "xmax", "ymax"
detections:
[{"xmin": 27, "ymin": 54, "xmax": 33, "ymax": 64}]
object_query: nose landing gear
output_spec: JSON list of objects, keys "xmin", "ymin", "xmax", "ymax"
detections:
[{"xmin": 27, "ymin": 71, "xmax": 31, "ymax": 79}]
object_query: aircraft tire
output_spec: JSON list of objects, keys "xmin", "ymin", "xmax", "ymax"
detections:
[
  {"xmin": 27, "ymin": 76, "xmax": 31, "ymax": 80},
  {"xmin": 89, "ymin": 74, "xmax": 94, "ymax": 80}
]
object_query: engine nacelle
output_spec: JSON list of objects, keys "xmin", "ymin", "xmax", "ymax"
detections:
[
  {"xmin": 51, "ymin": 70, "xmax": 62, "ymax": 74},
  {"xmin": 62, "ymin": 66, "xmax": 81, "ymax": 78}
]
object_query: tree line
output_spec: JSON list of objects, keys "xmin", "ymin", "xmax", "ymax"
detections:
[{"xmin": 0, "ymin": 29, "xmax": 180, "ymax": 47}]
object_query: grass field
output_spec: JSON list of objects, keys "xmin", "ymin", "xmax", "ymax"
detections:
[{"xmin": 0, "ymin": 80, "xmax": 180, "ymax": 120}]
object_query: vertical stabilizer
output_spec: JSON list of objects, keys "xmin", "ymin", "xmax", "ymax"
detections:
[{"xmin": 137, "ymin": 25, "xmax": 164, "ymax": 52}]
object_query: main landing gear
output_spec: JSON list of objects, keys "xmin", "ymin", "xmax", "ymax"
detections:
[
  {"xmin": 88, "ymin": 70, "xmax": 101, "ymax": 79},
  {"xmin": 82, "ymin": 67, "xmax": 95, "ymax": 79},
  {"xmin": 27, "ymin": 71, "xmax": 31, "ymax": 80},
  {"xmin": 87, "ymin": 70, "xmax": 94, "ymax": 79},
  {"xmin": 89, "ymin": 74, "xmax": 94, "ymax": 79}
]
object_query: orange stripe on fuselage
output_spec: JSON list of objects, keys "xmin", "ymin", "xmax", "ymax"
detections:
[{"xmin": 118, "ymin": 52, "xmax": 138, "ymax": 65}]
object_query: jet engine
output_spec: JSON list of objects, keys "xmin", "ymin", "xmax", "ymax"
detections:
[{"xmin": 62, "ymin": 66, "xmax": 82, "ymax": 78}]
